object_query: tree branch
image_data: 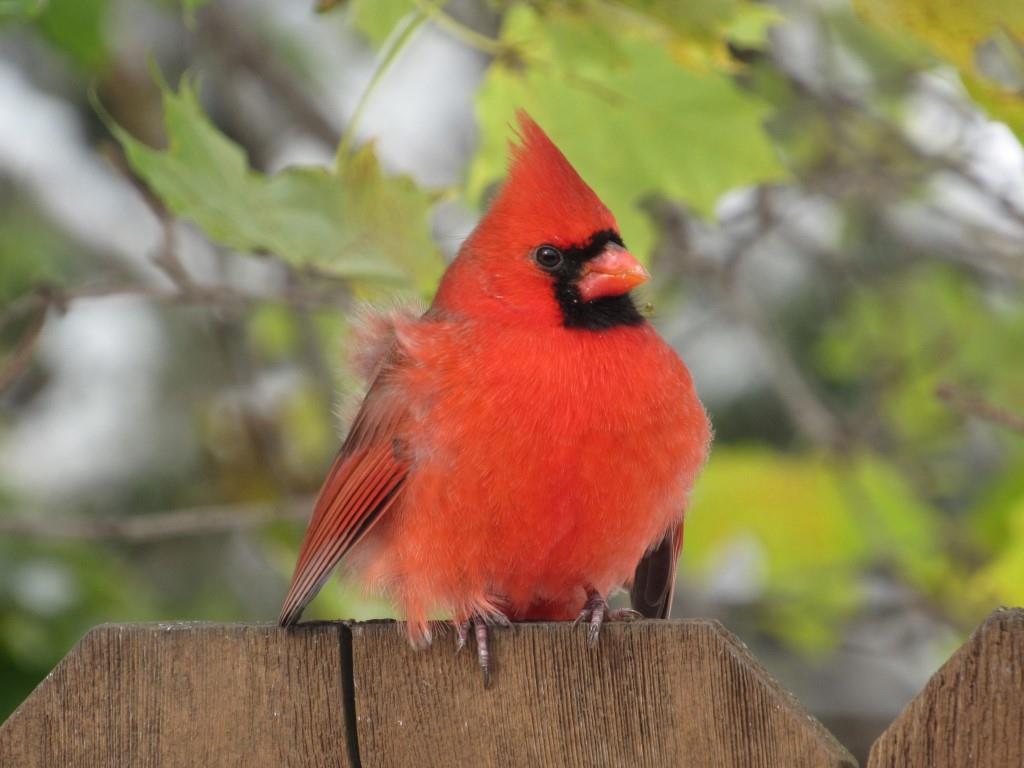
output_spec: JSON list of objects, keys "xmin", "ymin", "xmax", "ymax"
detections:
[
  {"xmin": 0, "ymin": 497, "xmax": 313, "ymax": 542},
  {"xmin": 198, "ymin": 5, "xmax": 342, "ymax": 148},
  {"xmin": 936, "ymin": 383, "xmax": 1024, "ymax": 435}
]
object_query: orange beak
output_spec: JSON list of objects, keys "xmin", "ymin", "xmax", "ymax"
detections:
[{"xmin": 577, "ymin": 244, "xmax": 650, "ymax": 302}]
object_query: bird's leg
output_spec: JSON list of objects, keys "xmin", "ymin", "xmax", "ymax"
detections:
[
  {"xmin": 574, "ymin": 590, "xmax": 643, "ymax": 645},
  {"xmin": 456, "ymin": 608, "xmax": 508, "ymax": 686},
  {"xmin": 576, "ymin": 588, "xmax": 608, "ymax": 647},
  {"xmin": 474, "ymin": 616, "xmax": 491, "ymax": 688},
  {"xmin": 454, "ymin": 618, "xmax": 470, "ymax": 653}
]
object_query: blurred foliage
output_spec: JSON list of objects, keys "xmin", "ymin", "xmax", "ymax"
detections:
[
  {"xmin": 687, "ymin": 447, "xmax": 950, "ymax": 650},
  {"xmin": 1, "ymin": 0, "xmax": 1024, "ymax": 735},
  {"xmin": 854, "ymin": 0, "xmax": 1023, "ymax": 73},
  {"xmin": 468, "ymin": 2, "xmax": 782, "ymax": 255},
  {"xmin": 34, "ymin": 0, "xmax": 109, "ymax": 71},
  {"xmin": 349, "ymin": 0, "xmax": 414, "ymax": 47},
  {"xmin": 819, "ymin": 267, "xmax": 1024, "ymax": 448},
  {"xmin": 0, "ymin": 198, "xmax": 81, "ymax": 306},
  {"xmin": 106, "ymin": 79, "xmax": 443, "ymax": 292},
  {"xmin": 855, "ymin": 0, "xmax": 1024, "ymax": 140}
]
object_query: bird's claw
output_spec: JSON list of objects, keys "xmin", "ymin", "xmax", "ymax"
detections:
[
  {"xmin": 475, "ymin": 620, "xmax": 491, "ymax": 688},
  {"xmin": 454, "ymin": 619, "xmax": 470, "ymax": 653},
  {"xmin": 575, "ymin": 593, "xmax": 643, "ymax": 646},
  {"xmin": 454, "ymin": 614, "xmax": 505, "ymax": 688},
  {"xmin": 576, "ymin": 590, "xmax": 608, "ymax": 648}
]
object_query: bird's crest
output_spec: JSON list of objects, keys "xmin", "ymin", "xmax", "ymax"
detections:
[{"xmin": 475, "ymin": 112, "xmax": 619, "ymax": 249}]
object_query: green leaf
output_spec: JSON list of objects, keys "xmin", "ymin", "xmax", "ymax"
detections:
[
  {"xmin": 468, "ymin": 5, "xmax": 782, "ymax": 258},
  {"xmin": 965, "ymin": 73, "xmax": 1024, "ymax": 142},
  {"xmin": 612, "ymin": 0, "xmax": 743, "ymax": 35},
  {"xmin": 721, "ymin": 4, "xmax": 781, "ymax": 50},
  {"xmin": 33, "ymin": 0, "xmax": 108, "ymax": 71},
  {"xmin": 339, "ymin": 141, "xmax": 445, "ymax": 295},
  {"xmin": 0, "ymin": 198, "xmax": 81, "ymax": 307},
  {"xmin": 0, "ymin": 0, "xmax": 46, "ymax": 21},
  {"xmin": 105, "ymin": 79, "xmax": 443, "ymax": 290},
  {"xmin": 853, "ymin": 0, "xmax": 1024, "ymax": 141},
  {"xmin": 853, "ymin": 0, "xmax": 1024, "ymax": 73},
  {"xmin": 609, "ymin": 0, "xmax": 780, "ymax": 69},
  {"xmin": 349, "ymin": 0, "xmax": 414, "ymax": 47}
]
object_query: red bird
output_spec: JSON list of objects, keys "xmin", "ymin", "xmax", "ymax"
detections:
[{"xmin": 280, "ymin": 113, "xmax": 710, "ymax": 681}]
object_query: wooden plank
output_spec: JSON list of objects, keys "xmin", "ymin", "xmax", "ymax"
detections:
[
  {"xmin": 868, "ymin": 607, "xmax": 1024, "ymax": 768},
  {"xmin": 0, "ymin": 622, "xmax": 354, "ymax": 768},
  {"xmin": 350, "ymin": 619, "xmax": 857, "ymax": 768}
]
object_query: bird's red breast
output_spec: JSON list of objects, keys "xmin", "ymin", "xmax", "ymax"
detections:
[{"xmin": 280, "ymin": 112, "xmax": 711, "ymax": 644}]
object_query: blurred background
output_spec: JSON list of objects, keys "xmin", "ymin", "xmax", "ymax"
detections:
[{"xmin": 1, "ymin": 0, "xmax": 1023, "ymax": 760}]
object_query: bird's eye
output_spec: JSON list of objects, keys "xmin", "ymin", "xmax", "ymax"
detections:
[{"xmin": 534, "ymin": 245, "xmax": 564, "ymax": 271}]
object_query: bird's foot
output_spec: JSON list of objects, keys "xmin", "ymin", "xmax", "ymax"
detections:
[
  {"xmin": 453, "ymin": 612, "xmax": 509, "ymax": 688},
  {"xmin": 575, "ymin": 589, "xmax": 608, "ymax": 648},
  {"xmin": 575, "ymin": 592, "xmax": 642, "ymax": 647},
  {"xmin": 454, "ymin": 618, "xmax": 470, "ymax": 653},
  {"xmin": 474, "ymin": 619, "xmax": 491, "ymax": 688}
]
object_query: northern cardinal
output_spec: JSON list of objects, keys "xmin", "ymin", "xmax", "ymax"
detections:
[{"xmin": 280, "ymin": 113, "xmax": 710, "ymax": 682}]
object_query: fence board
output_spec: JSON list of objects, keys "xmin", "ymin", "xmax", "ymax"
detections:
[
  {"xmin": 24, "ymin": 613, "xmax": 1024, "ymax": 767},
  {"xmin": 867, "ymin": 607, "xmax": 1024, "ymax": 768},
  {"xmin": 0, "ymin": 622, "xmax": 353, "ymax": 768},
  {"xmin": 350, "ymin": 619, "xmax": 856, "ymax": 768}
]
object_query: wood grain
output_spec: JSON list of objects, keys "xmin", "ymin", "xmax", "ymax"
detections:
[
  {"xmin": 10, "ymin": 613, "xmax": 1018, "ymax": 767},
  {"xmin": 868, "ymin": 607, "xmax": 1024, "ymax": 768},
  {"xmin": 0, "ymin": 622, "xmax": 353, "ymax": 768},
  {"xmin": 350, "ymin": 618, "xmax": 857, "ymax": 768}
]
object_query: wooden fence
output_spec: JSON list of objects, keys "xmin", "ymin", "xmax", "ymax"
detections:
[{"xmin": 0, "ymin": 608, "xmax": 1020, "ymax": 767}]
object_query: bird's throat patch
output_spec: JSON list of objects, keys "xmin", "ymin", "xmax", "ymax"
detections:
[{"xmin": 550, "ymin": 230, "xmax": 646, "ymax": 330}]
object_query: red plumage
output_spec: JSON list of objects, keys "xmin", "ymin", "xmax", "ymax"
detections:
[{"xmin": 280, "ymin": 112, "xmax": 711, "ymax": 653}]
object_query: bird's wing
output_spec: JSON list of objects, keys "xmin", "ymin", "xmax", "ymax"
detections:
[
  {"xmin": 278, "ymin": 369, "xmax": 409, "ymax": 626},
  {"xmin": 629, "ymin": 522, "xmax": 684, "ymax": 619}
]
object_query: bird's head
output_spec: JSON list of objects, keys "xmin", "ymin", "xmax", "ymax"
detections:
[{"xmin": 436, "ymin": 112, "xmax": 649, "ymax": 330}]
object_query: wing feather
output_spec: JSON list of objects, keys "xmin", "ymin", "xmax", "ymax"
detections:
[
  {"xmin": 279, "ymin": 373, "xmax": 410, "ymax": 627},
  {"xmin": 629, "ymin": 522, "xmax": 684, "ymax": 619}
]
